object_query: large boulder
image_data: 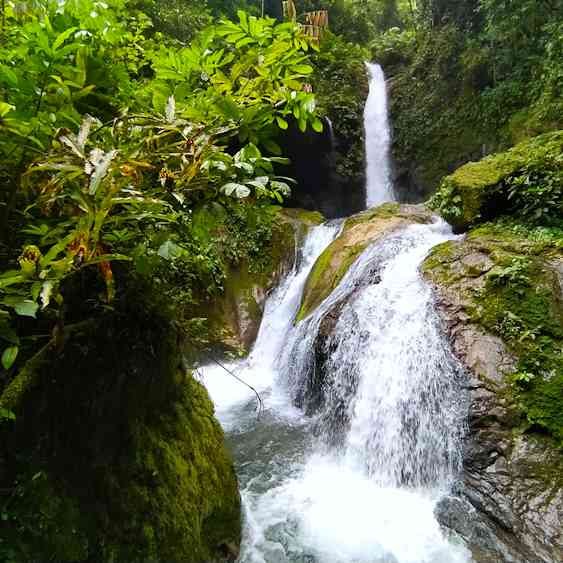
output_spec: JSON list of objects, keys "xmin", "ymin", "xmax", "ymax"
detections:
[
  {"xmin": 0, "ymin": 302, "xmax": 241, "ymax": 562},
  {"xmin": 297, "ymin": 203, "xmax": 433, "ymax": 320},
  {"xmin": 422, "ymin": 222, "xmax": 563, "ymax": 561},
  {"xmin": 429, "ymin": 130, "xmax": 563, "ymax": 231}
]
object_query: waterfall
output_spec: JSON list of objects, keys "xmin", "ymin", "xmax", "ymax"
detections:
[
  {"xmin": 364, "ymin": 63, "xmax": 395, "ymax": 208},
  {"xmin": 325, "ymin": 116, "xmax": 335, "ymax": 151},
  {"xmin": 203, "ymin": 222, "xmax": 340, "ymax": 429},
  {"xmin": 203, "ymin": 220, "xmax": 470, "ymax": 562},
  {"xmin": 282, "ymin": 221, "xmax": 466, "ymax": 488}
]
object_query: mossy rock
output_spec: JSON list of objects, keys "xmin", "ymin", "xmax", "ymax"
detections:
[
  {"xmin": 429, "ymin": 130, "xmax": 563, "ymax": 231},
  {"xmin": 206, "ymin": 208, "xmax": 324, "ymax": 354},
  {"xmin": 296, "ymin": 203, "xmax": 433, "ymax": 320},
  {"xmin": 280, "ymin": 207, "xmax": 325, "ymax": 227},
  {"xmin": 0, "ymin": 303, "xmax": 241, "ymax": 562},
  {"xmin": 422, "ymin": 220, "xmax": 563, "ymax": 443},
  {"xmin": 423, "ymin": 220, "xmax": 563, "ymax": 560}
]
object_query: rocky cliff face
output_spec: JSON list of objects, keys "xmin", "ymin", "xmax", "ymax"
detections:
[{"xmin": 423, "ymin": 226, "xmax": 562, "ymax": 561}]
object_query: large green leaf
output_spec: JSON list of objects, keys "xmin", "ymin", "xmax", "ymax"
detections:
[{"xmin": 1, "ymin": 346, "xmax": 19, "ymax": 370}]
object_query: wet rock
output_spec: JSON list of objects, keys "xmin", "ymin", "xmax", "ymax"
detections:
[
  {"xmin": 208, "ymin": 208, "xmax": 322, "ymax": 355},
  {"xmin": 423, "ymin": 225, "xmax": 563, "ymax": 562},
  {"xmin": 297, "ymin": 203, "xmax": 433, "ymax": 320}
]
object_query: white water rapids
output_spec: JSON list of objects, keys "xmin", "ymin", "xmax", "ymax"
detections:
[
  {"xmin": 202, "ymin": 220, "xmax": 471, "ymax": 563},
  {"xmin": 364, "ymin": 63, "xmax": 395, "ymax": 207}
]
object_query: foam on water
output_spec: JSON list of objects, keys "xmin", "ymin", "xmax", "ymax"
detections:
[
  {"xmin": 202, "ymin": 222, "xmax": 339, "ymax": 428},
  {"xmin": 203, "ymin": 220, "xmax": 470, "ymax": 562}
]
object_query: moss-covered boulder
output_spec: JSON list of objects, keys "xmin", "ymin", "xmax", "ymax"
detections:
[
  {"xmin": 423, "ymin": 221, "xmax": 563, "ymax": 561},
  {"xmin": 0, "ymin": 300, "xmax": 241, "ymax": 562},
  {"xmin": 297, "ymin": 203, "xmax": 433, "ymax": 320},
  {"xmin": 207, "ymin": 208, "xmax": 324, "ymax": 354},
  {"xmin": 429, "ymin": 131, "xmax": 563, "ymax": 231}
]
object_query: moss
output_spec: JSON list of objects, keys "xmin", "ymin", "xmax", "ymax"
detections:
[
  {"xmin": 429, "ymin": 130, "xmax": 563, "ymax": 230},
  {"xmin": 420, "ymin": 241, "xmax": 457, "ymax": 284},
  {"xmin": 97, "ymin": 372, "xmax": 241, "ymax": 562},
  {"xmin": 0, "ymin": 296, "xmax": 241, "ymax": 562},
  {"xmin": 281, "ymin": 207, "xmax": 325, "ymax": 226},
  {"xmin": 296, "ymin": 240, "xmax": 366, "ymax": 321},
  {"xmin": 297, "ymin": 204, "xmax": 433, "ymax": 320},
  {"xmin": 423, "ymin": 221, "xmax": 563, "ymax": 444},
  {"xmin": 204, "ymin": 208, "xmax": 302, "ymax": 354},
  {"xmin": 345, "ymin": 203, "xmax": 401, "ymax": 226}
]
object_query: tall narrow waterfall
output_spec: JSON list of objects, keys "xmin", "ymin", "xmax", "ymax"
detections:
[
  {"xmin": 364, "ymin": 63, "xmax": 395, "ymax": 207},
  {"xmin": 203, "ymin": 221, "xmax": 470, "ymax": 563}
]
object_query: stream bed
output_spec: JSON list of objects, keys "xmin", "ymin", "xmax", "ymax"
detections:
[{"xmin": 203, "ymin": 221, "xmax": 472, "ymax": 563}]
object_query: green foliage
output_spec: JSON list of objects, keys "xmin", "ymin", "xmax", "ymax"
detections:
[
  {"xmin": 0, "ymin": 5, "xmax": 320, "ymax": 376},
  {"xmin": 381, "ymin": 0, "xmax": 562, "ymax": 198},
  {"xmin": 486, "ymin": 257, "xmax": 531, "ymax": 289},
  {"xmin": 312, "ymin": 32, "xmax": 368, "ymax": 182},
  {"xmin": 295, "ymin": 0, "xmax": 402, "ymax": 44},
  {"xmin": 429, "ymin": 131, "xmax": 563, "ymax": 230},
  {"xmin": 147, "ymin": 11, "xmax": 320, "ymax": 141},
  {"xmin": 506, "ymin": 164, "xmax": 562, "ymax": 226},
  {"xmin": 370, "ymin": 27, "xmax": 416, "ymax": 69}
]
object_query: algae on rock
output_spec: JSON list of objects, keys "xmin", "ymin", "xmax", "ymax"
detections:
[
  {"xmin": 0, "ymin": 297, "xmax": 241, "ymax": 562},
  {"xmin": 297, "ymin": 203, "xmax": 433, "ymax": 320}
]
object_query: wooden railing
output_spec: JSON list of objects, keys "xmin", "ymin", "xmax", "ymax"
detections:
[
  {"xmin": 282, "ymin": 0, "xmax": 297, "ymax": 21},
  {"xmin": 300, "ymin": 10, "xmax": 329, "ymax": 42}
]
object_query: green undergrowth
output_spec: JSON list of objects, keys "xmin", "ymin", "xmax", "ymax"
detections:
[
  {"xmin": 429, "ymin": 131, "xmax": 563, "ymax": 231},
  {"xmin": 423, "ymin": 221, "xmax": 563, "ymax": 444}
]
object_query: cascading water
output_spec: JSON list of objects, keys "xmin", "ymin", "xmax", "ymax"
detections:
[
  {"xmin": 202, "ymin": 220, "xmax": 470, "ymax": 563},
  {"xmin": 364, "ymin": 63, "xmax": 395, "ymax": 208},
  {"xmin": 203, "ymin": 222, "xmax": 340, "ymax": 430}
]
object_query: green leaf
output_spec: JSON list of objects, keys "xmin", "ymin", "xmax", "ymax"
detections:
[
  {"xmin": 221, "ymin": 182, "xmax": 251, "ymax": 198},
  {"xmin": 0, "ymin": 65, "xmax": 18, "ymax": 87},
  {"xmin": 0, "ymin": 407, "xmax": 16, "ymax": 421},
  {"xmin": 276, "ymin": 116, "xmax": 289, "ymax": 130},
  {"xmin": 0, "ymin": 321, "xmax": 19, "ymax": 345},
  {"xmin": 263, "ymin": 139, "xmax": 282, "ymax": 155},
  {"xmin": 312, "ymin": 118, "xmax": 324, "ymax": 133},
  {"xmin": 14, "ymin": 301, "xmax": 39, "ymax": 318},
  {"xmin": 292, "ymin": 64, "xmax": 313, "ymax": 75},
  {"xmin": 158, "ymin": 241, "xmax": 184, "ymax": 261},
  {"xmin": 2, "ymin": 346, "xmax": 18, "ymax": 370},
  {"xmin": 0, "ymin": 102, "xmax": 15, "ymax": 118},
  {"xmin": 52, "ymin": 27, "xmax": 78, "ymax": 51}
]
